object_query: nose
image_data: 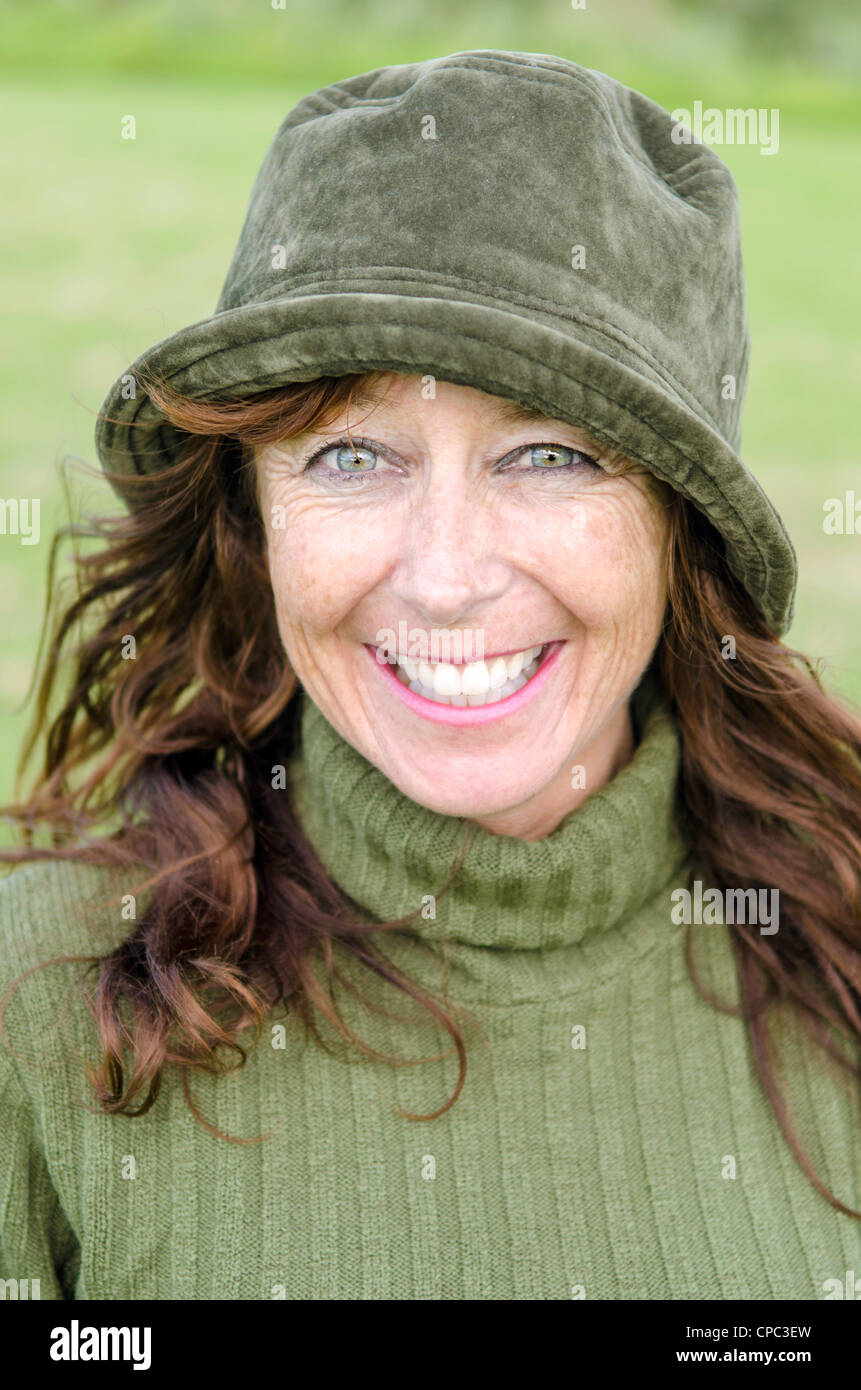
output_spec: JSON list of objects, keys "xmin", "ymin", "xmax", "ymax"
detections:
[{"xmin": 387, "ymin": 469, "xmax": 510, "ymax": 629}]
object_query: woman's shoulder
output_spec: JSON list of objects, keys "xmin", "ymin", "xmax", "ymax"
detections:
[
  {"xmin": 0, "ymin": 858, "xmax": 131, "ymax": 1059},
  {"xmin": 0, "ymin": 856, "xmax": 131, "ymax": 964}
]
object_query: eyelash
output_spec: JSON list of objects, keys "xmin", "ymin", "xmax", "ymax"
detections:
[{"xmin": 300, "ymin": 436, "xmax": 600, "ymax": 478}]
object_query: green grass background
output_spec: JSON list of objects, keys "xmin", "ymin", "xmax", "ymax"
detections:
[{"xmin": 1, "ymin": 0, "xmax": 859, "ymax": 813}]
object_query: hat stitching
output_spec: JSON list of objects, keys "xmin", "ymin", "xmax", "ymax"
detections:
[
  {"xmin": 663, "ymin": 167, "xmax": 734, "ymax": 195},
  {"xmin": 282, "ymin": 91, "xmax": 403, "ymax": 125},
  {"xmin": 223, "ymin": 271, "xmax": 734, "ymax": 439},
  {"xmin": 660, "ymin": 152, "xmax": 720, "ymax": 185}
]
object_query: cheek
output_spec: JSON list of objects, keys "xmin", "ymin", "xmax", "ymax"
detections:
[
  {"xmin": 551, "ymin": 494, "xmax": 669, "ymax": 632},
  {"xmin": 263, "ymin": 497, "xmax": 391, "ymax": 635}
]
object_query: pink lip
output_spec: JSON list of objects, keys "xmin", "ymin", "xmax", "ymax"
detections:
[{"xmin": 365, "ymin": 641, "xmax": 566, "ymax": 726}]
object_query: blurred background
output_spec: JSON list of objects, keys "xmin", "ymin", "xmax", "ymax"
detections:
[{"xmin": 1, "ymin": 0, "xmax": 859, "ymax": 808}]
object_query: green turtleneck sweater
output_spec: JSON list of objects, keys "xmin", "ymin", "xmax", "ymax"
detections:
[{"xmin": 0, "ymin": 680, "xmax": 858, "ymax": 1300}]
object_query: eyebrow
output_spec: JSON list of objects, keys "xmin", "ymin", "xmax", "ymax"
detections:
[
  {"xmin": 489, "ymin": 399, "xmax": 556, "ymax": 426},
  {"xmin": 491, "ymin": 399, "xmax": 614, "ymax": 463}
]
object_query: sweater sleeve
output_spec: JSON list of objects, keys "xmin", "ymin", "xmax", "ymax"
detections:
[{"xmin": 0, "ymin": 1034, "xmax": 80, "ymax": 1301}]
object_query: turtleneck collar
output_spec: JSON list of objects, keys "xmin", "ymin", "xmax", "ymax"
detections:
[{"xmin": 285, "ymin": 669, "xmax": 690, "ymax": 954}]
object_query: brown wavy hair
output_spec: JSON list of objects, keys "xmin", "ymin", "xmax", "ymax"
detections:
[{"xmin": 2, "ymin": 368, "xmax": 860, "ymax": 1216}]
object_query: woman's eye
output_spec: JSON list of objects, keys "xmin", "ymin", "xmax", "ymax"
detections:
[
  {"xmin": 328, "ymin": 443, "xmax": 378, "ymax": 472},
  {"xmin": 506, "ymin": 443, "xmax": 599, "ymax": 472},
  {"xmin": 301, "ymin": 438, "xmax": 386, "ymax": 482}
]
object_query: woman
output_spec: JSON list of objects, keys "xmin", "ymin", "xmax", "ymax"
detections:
[{"xmin": 1, "ymin": 49, "xmax": 859, "ymax": 1301}]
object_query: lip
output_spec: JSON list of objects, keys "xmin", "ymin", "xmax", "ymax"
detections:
[{"xmin": 364, "ymin": 640, "xmax": 566, "ymax": 726}]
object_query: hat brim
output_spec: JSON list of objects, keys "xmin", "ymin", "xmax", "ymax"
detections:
[{"xmin": 95, "ymin": 290, "xmax": 796, "ymax": 635}]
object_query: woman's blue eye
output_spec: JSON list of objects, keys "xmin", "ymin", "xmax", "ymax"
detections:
[
  {"xmin": 527, "ymin": 444, "xmax": 577, "ymax": 469},
  {"xmin": 302, "ymin": 439, "xmax": 381, "ymax": 482},
  {"xmin": 500, "ymin": 443, "xmax": 599, "ymax": 473},
  {"xmin": 332, "ymin": 444, "xmax": 377, "ymax": 472}
]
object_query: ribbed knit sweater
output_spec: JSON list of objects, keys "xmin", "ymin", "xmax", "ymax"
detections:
[{"xmin": 1, "ymin": 679, "xmax": 858, "ymax": 1299}]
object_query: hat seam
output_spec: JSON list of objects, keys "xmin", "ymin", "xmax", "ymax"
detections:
[
  {"xmin": 282, "ymin": 90, "xmax": 403, "ymax": 126},
  {"xmin": 663, "ymin": 164, "xmax": 728, "ymax": 192},
  {"xmin": 661, "ymin": 151, "xmax": 720, "ymax": 186},
  {"xmin": 113, "ymin": 324, "xmax": 781, "ymax": 614},
  {"xmin": 224, "ymin": 272, "xmax": 731, "ymax": 438}
]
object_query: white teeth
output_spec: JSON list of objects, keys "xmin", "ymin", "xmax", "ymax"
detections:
[
  {"xmin": 467, "ymin": 672, "xmax": 528, "ymax": 705},
  {"xmin": 461, "ymin": 661, "xmax": 490, "ymax": 696},
  {"xmin": 389, "ymin": 642, "xmax": 549, "ymax": 706},
  {"xmin": 488, "ymin": 657, "xmax": 509, "ymax": 690},
  {"xmin": 433, "ymin": 662, "xmax": 460, "ymax": 696}
]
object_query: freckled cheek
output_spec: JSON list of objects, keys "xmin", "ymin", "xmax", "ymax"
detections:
[
  {"xmin": 551, "ymin": 511, "xmax": 667, "ymax": 632},
  {"xmin": 264, "ymin": 513, "xmax": 393, "ymax": 635}
]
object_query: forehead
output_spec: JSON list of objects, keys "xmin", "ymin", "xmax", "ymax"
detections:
[
  {"xmin": 347, "ymin": 380, "xmax": 628, "ymax": 463},
  {"xmin": 351, "ymin": 380, "xmax": 573, "ymax": 428}
]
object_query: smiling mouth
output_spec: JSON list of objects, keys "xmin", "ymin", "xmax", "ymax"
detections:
[{"xmin": 377, "ymin": 642, "xmax": 550, "ymax": 707}]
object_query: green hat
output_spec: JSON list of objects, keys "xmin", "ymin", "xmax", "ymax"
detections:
[{"xmin": 95, "ymin": 48, "xmax": 797, "ymax": 635}]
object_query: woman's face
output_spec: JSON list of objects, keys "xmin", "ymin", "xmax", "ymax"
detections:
[{"xmin": 256, "ymin": 373, "xmax": 671, "ymax": 839}]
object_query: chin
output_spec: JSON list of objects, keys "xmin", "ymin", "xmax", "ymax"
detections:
[{"xmin": 378, "ymin": 758, "xmax": 545, "ymax": 821}]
